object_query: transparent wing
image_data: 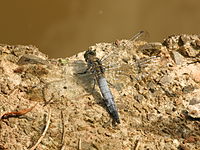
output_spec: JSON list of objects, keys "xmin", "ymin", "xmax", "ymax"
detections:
[
  {"xmin": 59, "ymin": 30, "xmax": 166, "ymax": 97},
  {"xmin": 98, "ymin": 40, "xmax": 168, "ymax": 96},
  {"xmin": 100, "ymin": 30, "xmax": 149, "ymax": 63},
  {"xmin": 129, "ymin": 30, "xmax": 149, "ymax": 41},
  {"xmin": 104, "ymin": 55, "xmax": 162, "ymax": 93},
  {"xmin": 60, "ymin": 30, "xmax": 150, "ymax": 74}
]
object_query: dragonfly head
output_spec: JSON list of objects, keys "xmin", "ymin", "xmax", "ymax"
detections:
[{"xmin": 84, "ymin": 50, "xmax": 96, "ymax": 62}]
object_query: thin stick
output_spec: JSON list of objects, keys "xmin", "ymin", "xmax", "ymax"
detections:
[
  {"xmin": 60, "ymin": 110, "xmax": 65, "ymax": 150},
  {"xmin": 30, "ymin": 108, "xmax": 51, "ymax": 150},
  {"xmin": 78, "ymin": 138, "xmax": 82, "ymax": 150},
  {"xmin": 60, "ymin": 144, "xmax": 66, "ymax": 150},
  {"xmin": 134, "ymin": 139, "xmax": 140, "ymax": 150}
]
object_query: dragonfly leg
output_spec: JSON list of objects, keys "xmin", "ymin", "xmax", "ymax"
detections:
[
  {"xmin": 107, "ymin": 80, "xmax": 121, "ymax": 95},
  {"xmin": 107, "ymin": 80, "xmax": 115, "ymax": 88}
]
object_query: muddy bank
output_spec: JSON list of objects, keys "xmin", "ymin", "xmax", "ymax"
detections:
[{"xmin": 0, "ymin": 34, "xmax": 200, "ymax": 150}]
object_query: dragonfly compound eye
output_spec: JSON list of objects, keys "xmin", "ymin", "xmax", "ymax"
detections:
[{"xmin": 84, "ymin": 50, "xmax": 96, "ymax": 61}]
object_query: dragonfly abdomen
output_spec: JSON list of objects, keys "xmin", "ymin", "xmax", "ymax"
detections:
[{"xmin": 97, "ymin": 76, "xmax": 120, "ymax": 123}]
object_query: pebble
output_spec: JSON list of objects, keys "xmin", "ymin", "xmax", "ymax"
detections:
[
  {"xmin": 171, "ymin": 51, "xmax": 186, "ymax": 65},
  {"xmin": 173, "ymin": 139, "xmax": 180, "ymax": 147}
]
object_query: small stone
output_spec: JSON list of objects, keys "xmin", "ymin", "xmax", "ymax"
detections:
[
  {"xmin": 140, "ymin": 42, "xmax": 162, "ymax": 56},
  {"xmin": 12, "ymin": 47, "xmax": 25, "ymax": 56},
  {"xmin": 191, "ymin": 66, "xmax": 200, "ymax": 82},
  {"xmin": 189, "ymin": 98, "xmax": 200, "ymax": 105},
  {"xmin": 191, "ymin": 39, "xmax": 200, "ymax": 49},
  {"xmin": 164, "ymin": 138, "xmax": 172, "ymax": 142},
  {"xmin": 182, "ymin": 85, "xmax": 195, "ymax": 94},
  {"xmin": 178, "ymin": 35, "xmax": 190, "ymax": 46},
  {"xmin": 134, "ymin": 94, "xmax": 144, "ymax": 102},
  {"xmin": 97, "ymin": 128, "xmax": 104, "ymax": 134},
  {"xmin": 171, "ymin": 51, "xmax": 186, "ymax": 65},
  {"xmin": 159, "ymin": 75, "xmax": 173, "ymax": 85},
  {"xmin": 17, "ymin": 54, "xmax": 48, "ymax": 65},
  {"xmin": 178, "ymin": 46, "xmax": 199, "ymax": 57},
  {"xmin": 187, "ymin": 102, "xmax": 200, "ymax": 118},
  {"xmin": 195, "ymin": 39, "xmax": 200, "ymax": 48},
  {"xmin": 173, "ymin": 139, "xmax": 180, "ymax": 147}
]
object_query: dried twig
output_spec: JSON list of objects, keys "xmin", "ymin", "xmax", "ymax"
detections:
[
  {"xmin": 60, "ymin": 110, "xmax": 66, "ymax": 150},
  {"xmin": 78, "ymin": 138, "xmax": 82, "ymax": 150},
  {"xmin": 134, "ymin": 139, "xmax": 140, "ymax": 150},
  {"xmin": 1, "ymin": 102, "xmax": 38, "ymax": 119},
  {"xmin": 60, "ymin": 144, "xmax": 66, "ymax": 150},
  {"xmin": 30, "ymin": 108, "xmax": 51, "ymax": 150}
]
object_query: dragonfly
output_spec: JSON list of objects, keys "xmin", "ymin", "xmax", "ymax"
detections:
[
  {"xmin": 78, "ymin": 49, "xmax": 121, "ymax": 124},
  {"xmin": 63, "ymin": 31, "xmax": 163, "ymax": 124}
]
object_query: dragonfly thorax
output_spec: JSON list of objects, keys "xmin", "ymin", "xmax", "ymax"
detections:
[
  {"xmin": 83, "ymin": 50, "xmax": 105, "ymax": 75},
  {"xmin": 87, "ymin": 57, "xmax": 105, "ymax": 75}
]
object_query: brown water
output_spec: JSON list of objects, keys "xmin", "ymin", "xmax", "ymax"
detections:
[{"xmin": 0, "ymin": 0, "xmax": 199, "ymax": 58}]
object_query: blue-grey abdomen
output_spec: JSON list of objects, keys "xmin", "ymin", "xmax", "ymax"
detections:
[{"xmin": 97, "ymin": 77, "xmax": 120, "ymax": 123}]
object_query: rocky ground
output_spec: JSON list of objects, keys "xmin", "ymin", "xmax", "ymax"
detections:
[{"xmin": 0, "ymin": 33, "xmax": 200, "ymax": 150}]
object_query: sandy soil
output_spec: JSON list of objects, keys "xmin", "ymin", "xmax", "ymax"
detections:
[{"xmin": 0, "ymin": 34, "xmax": 200, "ymax": 150}]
